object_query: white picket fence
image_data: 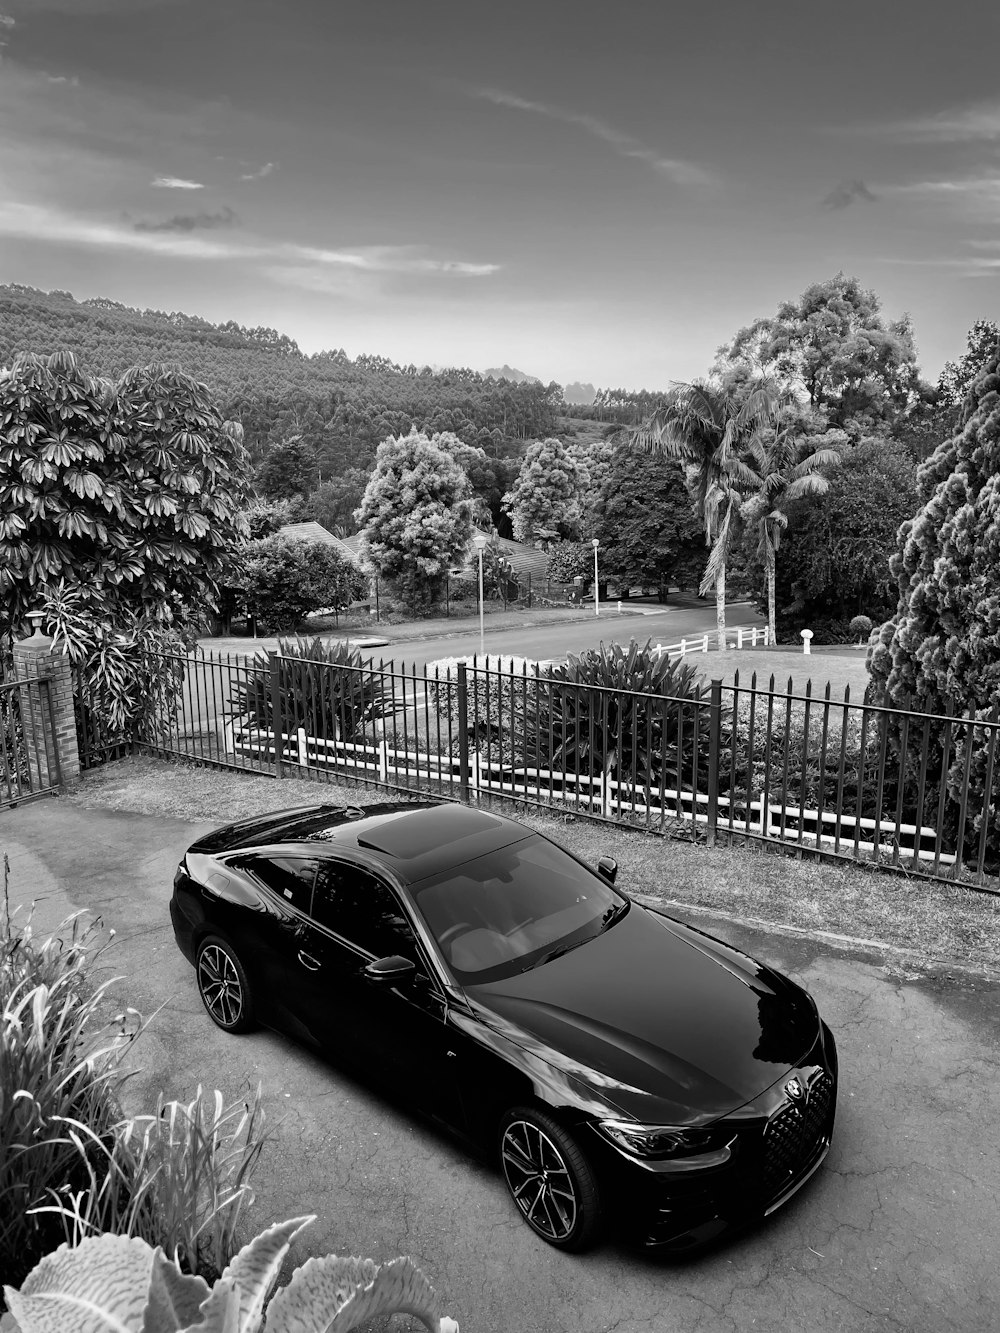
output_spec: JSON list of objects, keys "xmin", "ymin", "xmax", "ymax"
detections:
[
  {"xmin": 223, "ymin": 712, "xmax": 953, "ymax": 865},
  {"xmin": 654, "ymin": 624, "xmax": 770, "ymax": 657}
]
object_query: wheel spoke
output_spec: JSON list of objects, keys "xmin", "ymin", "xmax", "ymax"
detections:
[{"xmin": 502, "ymin": 1119, "xmax": 580, "ymax": 1242}]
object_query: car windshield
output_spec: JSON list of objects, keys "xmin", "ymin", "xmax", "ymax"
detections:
[{"xmin": 410, "ymin": 834, "xmax": 627, "ymax": 983}]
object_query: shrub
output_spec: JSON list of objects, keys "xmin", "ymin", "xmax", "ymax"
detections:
[
  {"xmin": 2, "ymin": 1217, "xmax": 459, "ymax": 1332},
  {"xmin": 230, "ymin": 638, "xmax": 389, "ymax": 744},
  {"xmin": 231, "ymin": 537, "xmax": 366, "ymax": 635},
  {"xmin": 1, "ymin": 903, "xmax": 133, "ymax": 1296},
  {"xmin": 545, "ymin": 540, "xmax": 593, "ymax": 584},
  {"xmin": 0, "ymin": 885, "xmax": 267, "ymax": 1303},
  {"xmin": 526, "ymin": 641, "xmax": 707, "ymax": 792},
  {"xmin": 446, "ymin": 573, "xmax": 478, "ymax": 604},
  {"xmin": 849, "ymin": 614, "xmax": 873, "ymax": 643}
]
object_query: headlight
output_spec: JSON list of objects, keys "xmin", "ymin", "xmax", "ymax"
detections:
[{"xmin": 595, "ymin": 1119, "xmax": 718, "ymax": 1160}]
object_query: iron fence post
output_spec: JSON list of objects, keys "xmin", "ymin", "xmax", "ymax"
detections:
[
  {"xmin": 269, "ymin": 652, "xmax": 285, "ymax": 777},
  {"xmin": 457, "ymin": 662, "xmax": 470, "ymax": 802},
  {"xmin": 706, "ymin": 677, "xmax": 723, "ymax": 846}
]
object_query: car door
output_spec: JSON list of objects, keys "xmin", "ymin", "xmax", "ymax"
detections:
[
  {"xmin": 299, "ymin": 858, "xmax": 459, "ymax": 1126},
  {"xmin": 226, "ymin": 852, "xmax": 324, "ymax": 1036}
]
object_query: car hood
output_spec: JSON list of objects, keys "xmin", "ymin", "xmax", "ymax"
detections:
[{"xmin": 467, "ymin": 904, "xmax": 819, "ymax": 1123}]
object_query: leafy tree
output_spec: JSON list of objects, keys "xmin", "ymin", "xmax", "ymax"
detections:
[
  {"xmin": 0, "ymin": 350, "xmax": 250, "ymax": 640},
  {"xmin": 716, "ymin": 273, "xmax": 922, "ymax": 434},
  {"xmin": 757, "ymin": 436, "xmax": 918, "ymax": 636},
  {"xmin": 231, "ymin": 536, "xmax": 366, "ymax": 634},
  {"xmin": 738, "ymin": 425, "xmax": 841, "ymax": 642},
  {"xmin": 631, "ymin": 381, "xmax": 778, "ymax": 650},
  {"xmin": 594, "ymin": 447, "xmax": 704, "ymax": 595},
  {"xmin": 502, "ymin": 437, "xmax": 585, "ymax": 547},
  {"xmin": 239, "ymin": 497, "xmax": 302, "ymax": 539},
  {"xmin": 868, "ymin": 355, "xmax": 1000, "ymax": 857},
  {"xmin": 298, "ymin": 468, "xmax": 370, "ymax": 535},
  {"xmin": 425, "ymin": 431, "xmax": 501, "ymax": 529},
  {"xmin": 546, "ymin": 541, "xmax": 594, "ymax": 584},
  {"xmin": 355, "ymin": 430, "xmax": 474, "ymax": 611},
  {"xmin": 937, "ymin": 319, "xmax": 1000, "ymax": 411},
  {"xmin": 255, "ymin": 434, "xmax": 319, "ymax": 499}
]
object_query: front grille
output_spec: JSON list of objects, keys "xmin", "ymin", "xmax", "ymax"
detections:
[{"xmin": 762, "ymin": 1070, "xmax": 833, "ymax": 1197}]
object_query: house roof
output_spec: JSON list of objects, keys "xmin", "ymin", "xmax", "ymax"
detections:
[{"xmin": 277, "ymin": 522, "xmax": 357, "ymax": 562}]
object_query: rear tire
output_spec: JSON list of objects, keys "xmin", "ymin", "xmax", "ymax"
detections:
[
  {"xmin": 196, "ymin": 937, "xmax": 256, "ymax": 1034},
  {"xmin": 498, "ymin": 1106, "xmax": 603, "ymax": 1251}
]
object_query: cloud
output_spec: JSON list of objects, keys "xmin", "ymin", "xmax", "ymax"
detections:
[
  {"xmin": 880, "ymin": 101, "xmax": 1000, "ymax": 142},
  {"xmin": 240, "ymin": 161, "xmax": 275, "ymax": 181},
  {"xmin": 151, "ymin": 175, "xmax": 204, "ymax": 190},
  {"xmin": 821, "ymin": 179, "xmax": 878, "ymax": 210},
  {"xmin": 45, "ymin": 73, "xmax": 79, "ymax": 85},
  {"xmin": 0, "ymin": 14, "xmax": 15, "ymax": 26},
  {"xmin": 134, "ymin": 205, "xmax": 240, "ymax": 233},
  {"xmin": 475, "ymin": 86, "xmax": 717, "ymax": 188},
  {"xmin": 0, "ymin": 199, "xmax": 499, "ymax": 280}
]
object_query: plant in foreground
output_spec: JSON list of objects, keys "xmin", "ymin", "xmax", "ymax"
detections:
[{"xmin": 1, "ymin": 1216, "xmax": 459, "ymax": 1332}]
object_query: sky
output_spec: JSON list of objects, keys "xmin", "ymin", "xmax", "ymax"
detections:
[{"xmin": 1, "ymin": 0, "xmax": 998, "ymax": 390}]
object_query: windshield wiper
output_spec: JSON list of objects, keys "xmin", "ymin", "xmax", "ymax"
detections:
[
  {"xmin": 599, "ymin": 900, "xmax": 629, "ymax": 931},
  {"xmin": 522, "ymin": 937, "xmax": 590, "ymax": 972}
]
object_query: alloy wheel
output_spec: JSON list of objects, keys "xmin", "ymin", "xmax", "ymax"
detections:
[
  {"xmin": 198, "ymin": 943, "xmax": 245, "ymax": 1029},
  {"xmin": 500, "ymin": 1118, "xmax": 579, "ymax": 1242}
]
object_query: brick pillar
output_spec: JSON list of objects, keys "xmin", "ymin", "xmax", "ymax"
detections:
[{"xmin": 13, "ymin": 630, "xmax": 81, "ymax": 789}]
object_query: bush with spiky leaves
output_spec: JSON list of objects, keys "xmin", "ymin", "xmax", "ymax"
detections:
[
  {"xmin": 525, "ymin": 640, "xmax": 708, "ymax": 793},
  {"xmin": 231, "ymin": 638, "xmax": 388, "ymax": 745},
  {"xmin": 867, "ymin": 354, "xmax": 1000, "ymax": 860}
]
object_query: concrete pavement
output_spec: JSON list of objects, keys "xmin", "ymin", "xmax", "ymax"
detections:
[{"xmin": 3, "ymin": 797, "xmax": 998, "ymax": 1332}]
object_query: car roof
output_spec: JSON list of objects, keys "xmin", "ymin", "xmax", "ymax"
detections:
[{"xmin": 196, "ymin": 800, "xmax": 531, "ymax": 883}]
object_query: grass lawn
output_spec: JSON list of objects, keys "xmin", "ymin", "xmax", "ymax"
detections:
[
  {"xmin": 71, "ymin": 754, "xmax": 1000, "ymax": 975},
  {"xmin": 687, "ymin": 645, "xmax": 870, "ymax": 697}
]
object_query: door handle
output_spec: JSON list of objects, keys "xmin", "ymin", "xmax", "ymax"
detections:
[{"xmin": 298, "ymin": 950, "xmax": 320, "ymax": 971}]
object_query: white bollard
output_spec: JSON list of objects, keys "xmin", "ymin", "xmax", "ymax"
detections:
[
  {"xmin": 801, "ymin": 628, "xmax": 813, "ymax": 655},
  {"xmin": 617, "ymin": 600, "xmax": 622, "ymax": 613}
]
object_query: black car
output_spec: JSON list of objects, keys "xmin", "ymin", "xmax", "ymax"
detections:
[{"xmin": 170, "ymin": 799, "xmax": 837, "ymax": 1252}]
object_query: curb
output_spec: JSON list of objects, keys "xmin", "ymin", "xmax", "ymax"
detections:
[{"xmin": 630, "ymin": 892, "xmax": 1000, "ymax": 984}]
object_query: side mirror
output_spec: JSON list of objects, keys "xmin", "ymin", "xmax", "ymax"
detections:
[
  {"xmin": 364, "ymin": 954, "xmax": 417, "ymax": 984},
  {"xmin": 597, "ymin": 856, "xmax": 618, "ymax": 885}
]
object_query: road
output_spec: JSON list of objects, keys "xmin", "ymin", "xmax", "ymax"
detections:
[
  {"xmin": 4, "ymin": 799, "xmax": 998, "ymax": 1333},
  {"xmin": 364, "ymin": 602, "xmax": 763, "ymax": 671}
]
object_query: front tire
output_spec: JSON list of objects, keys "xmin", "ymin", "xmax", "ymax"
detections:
[
  {"xmin": 499, "ymin": 1107, "xmax": 602, "ymax": 1251},
  {"xmin": 196, "ymin": 937, "xmax": 256, "ymax": 1034}
]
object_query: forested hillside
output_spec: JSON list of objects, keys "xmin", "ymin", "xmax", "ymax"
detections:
[{"xmin": 2, "ymin": 285, "xmax": 642, "ymax": 478}]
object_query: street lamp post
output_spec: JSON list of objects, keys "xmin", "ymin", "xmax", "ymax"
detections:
[
  {"xmin": 592, "ymin": 538, "xmax": 600, "ymax": 616},
  {"xmin": 473, "ymin": 533, "xmax": 489, "ymax": 657}
]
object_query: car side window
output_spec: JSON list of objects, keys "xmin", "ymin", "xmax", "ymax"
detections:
[
  {"xmin": 311, "ymin": 862, "xmax": 417, "ymax": 960},
  {"xmin": 243, "ymin": 855, "xmax": 320, "ymax": 914}
]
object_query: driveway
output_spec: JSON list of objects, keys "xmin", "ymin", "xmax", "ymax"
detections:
[{"xmin": 4, "ymin": 799, "xmax": 998, "ymax": 1332}]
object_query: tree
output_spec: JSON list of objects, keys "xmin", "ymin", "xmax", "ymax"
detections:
[
  {"xmin": 425, "ymin": 431, "xmax": 501, "ymax": 530},
  {"xmin": 630, "ymin": 381, "xmax": 776, "ymax": 650},
  {"xmin": 255, "ymin": 434, "xmax": 318, "ymax": 499},
  {"xmin": 355, "ymin": 430, "xmax": 473, "ymax": 611},
  {"xmin": 502, "ymin": 437, "xmax": 584, "ymax": 547},
  {"xmin": 755, "ymin": 436, "xmax": 919, "ymax": 635},
  {"xmin": 231, "ymin": 536, "xmax": 366, "ymax": 634},
  {"xmin": 938, "ymin": 319, "xmax": 1000, "ymax": 411},
  {"xmin": 868, "ymin": 354, "xmax": 1000, "ymax": 857},
  {"xmin": 0, "ymin": 350, "xmax": 250, "ymax": 640},
  {"xmin": 716, "ymin": 273, "xmax": 922, "ymax": 434},
  {"xmin": 594, "ymin": 447, "xmax": 705, "ymax": 595},
  {"xmin": 739, "ymin": 425, "xmax": 841, "ymax": 642},
  {"xmin": 298, "ymin": 468, "xmax": 370, "ymax": 536}
]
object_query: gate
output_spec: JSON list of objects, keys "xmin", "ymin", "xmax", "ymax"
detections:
[{"xmin": 0, "ymin": 677, "xmax": 62, "ymax": 808}]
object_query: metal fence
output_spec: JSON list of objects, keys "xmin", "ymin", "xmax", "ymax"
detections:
[
  {"xmin": 127, "ymin": 648, "xmax": 1000, "ymax": 892},
  {"xmin": 0, "ymin": 677, "xmax": 62, "ymax": 808}
]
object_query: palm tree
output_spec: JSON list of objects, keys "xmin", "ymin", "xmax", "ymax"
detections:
[
  {"xmin": 630, "ymin": 381, "xmax": 782, "ymax": 650},
  {"xmin": 739, "ymin": 426, "xmax": 841, "ymax": 644}
]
